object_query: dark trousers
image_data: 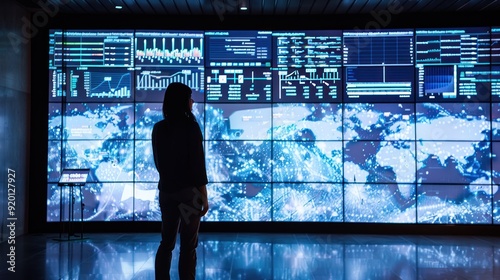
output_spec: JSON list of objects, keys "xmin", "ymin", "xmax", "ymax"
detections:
[{"xmin": 155, "ymin": 188, "xmax": 201, "ymax": 280}]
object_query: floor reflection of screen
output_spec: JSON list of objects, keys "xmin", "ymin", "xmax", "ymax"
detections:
[
  {"xmin": 345, "ymin": 244, "xmax": 416, "ymax": 279},
  {"xmin": 418, "ymin": 245, "xmax": 493, "ymax": 276}
]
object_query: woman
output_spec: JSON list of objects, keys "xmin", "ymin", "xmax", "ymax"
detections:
[{"xmin": 152, "ymin": 82, "xmax": 209, "ymax": 280}]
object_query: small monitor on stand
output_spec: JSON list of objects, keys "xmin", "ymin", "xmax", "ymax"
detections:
[
  {"xmin": 56, "ymin": 169, "xmax": 90, "ymax": 241},
  {"xmin": 58, "ymin": 168, "xmax": 90, "ymax": 187}
]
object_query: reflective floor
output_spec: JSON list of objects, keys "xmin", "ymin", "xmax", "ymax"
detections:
[{"xmin": 0, "ymin": 232, "xmax": 499, "ymax": 279}]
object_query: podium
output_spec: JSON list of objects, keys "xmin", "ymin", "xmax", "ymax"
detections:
[{"xmin": 55, "ymin": 169, "xmax": 90, "ymax": 241}]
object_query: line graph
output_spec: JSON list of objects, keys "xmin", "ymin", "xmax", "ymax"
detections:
[
  {"xmin": 88, "ymin": 71, "xmax": 132, "ymax": 99},
  {"xmin": 136, "ymin": 69, "xmax": 202, "ymax": 91},
  {"xmin": 135, "ymin": 68, "xmax": 204, "ymax": 102},
  {"xmin": 135, "ymin": 37, "xmax": 203, "ymax": 66}
]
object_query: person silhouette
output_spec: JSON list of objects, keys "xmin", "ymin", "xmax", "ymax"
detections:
[{"xmin": 152, "ymin": 82, "xmax": 209, "ymax": 280}]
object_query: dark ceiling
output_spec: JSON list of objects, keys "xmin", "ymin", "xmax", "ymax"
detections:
[{"xmin": 14, "ymin": 0, "xmax": 500, "ymax": 16}]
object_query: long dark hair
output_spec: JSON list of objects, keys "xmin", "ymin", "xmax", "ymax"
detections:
[{"xmin": 162, "ymin": 82, "xmax": 192, "ymax": 119}]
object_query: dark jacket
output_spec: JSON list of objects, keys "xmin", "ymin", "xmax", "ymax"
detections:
[{"xmin": 152, "ymin": 114, "xmax": 208, "ymax": 193}]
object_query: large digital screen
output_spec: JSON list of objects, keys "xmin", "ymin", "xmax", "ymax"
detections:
[
  {"xmin": 415, "ymin": 102, "xmax": 490, "ymax": 141},
  {"xmin": 135, "ymin": 67, "xmax": 204, "ymax": 102},
  {"xmin": 48, "ymin": 103, "xmax": 62, "ymax": 140},
  {"xmin": 491, "ymin": 141, "xmax": 500, "ymax": 224},
  {"xmin": 417, "ymin": 184, "xmax": 492, "ymax": 224},
  {"xmin": 133, "ymin": 102, "xmax": 205, "ymax": 142},
  {"xmin": 49, "ymin": 68, "xmax": 65, "ymax": 101},
  {"xmin": 46, "ymin": 28, "xmax": 499, "ymax": 225},
  {"xmin": 204, "ymin": 103, "xmax": 272, "ymax": 140},
  {"xmin": 416, "ymin": 141, "xmax": 491, "ymax": 184},
  {"xmin": 205, "ymin": 183, "xmax": 272, "ymax": 221},
  {"xmin": 273, "ymin": 31, "xmax": 342, "ymax": 68},
  {"xmin": 205, "ymin": 140, "xmax": 272, "ymax": 183},
  {"xmin": 63, "ymin": 140, "xmax": 135, "ymax": 182},
  {"xmin": 64, "ymin": 103, "xmax": 135, "ymax": 140},
  {"xmin": 343, "ymin": 103, "xmax": 415, "ymax": 141},
  {"xmin": 273, "ymin": 31, "xmax": 343, "ymax": 103},
  {"xmin": 415, "ymin": 27, "xmax": 490, "ymax": 65},
  {"xmin": 344, "ymin": 66, "xmax": 413, "ymax": 102},
  {"xmin": 69, "ymin": 69, "xmax": 133, "ymax": 101},
  {"xmin": 57, "ymin": 30, "xmax": 135, "ymax": 68},
  {"xmin": 344, "ymin": 183, "xmax": 416, "ymax": 223},
  {"xmin": 205, "ymin": 67, "xmax": 272, "ymax": 102},
  {"xmin": 134, "ymin": 30, "xmax": 204, "ymax": 67},
  {"xmin": 273, "ymin": 140, "xmax": 343, "ymax": 183},
  {"xmin": 490, "ymin": 27, "xmax": 500, "ymax": 64},
  {"xmin": 273, "ymin": 67, "xmax": 342, "ymax": 102},
  {"xmin": 273, "ymin": 183, "xmax": 343, "ymax": 222},
  {"xmin": 415, "ymin": 27, "xmax": 491, "ymax": 102},
  {"xmin": 47, "ymin": 141, "xmax": 61, "ymax": 182},
  {"xmin": 492, "ymin": 66, "xmax": 500, "ymax": 101},
  {"xmin": 205, "ymin": 30, "xmax": 272, "ymax": 67},
  {"xmin": 492, "ymin": 103, "xmax": 500, "ymax": 140},
  {"xmin": 343, "ymin": 30, "xmax": 414, "ymax": 102},
  {"xmin": 133, "ymin": 31, "xmax": 205, "ymax": 103},
  {"xmin": 416, "ymin": 64, "xmax": 491, "ymax": 102},
  {"xmin": 272, "ymin": 103, "xmax": 343, "ymax": 141}
]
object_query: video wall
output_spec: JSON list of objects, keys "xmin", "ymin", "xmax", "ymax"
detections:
[{"xmin": 47, "ymin": 27, "xmax": 500, "ymax": 224}]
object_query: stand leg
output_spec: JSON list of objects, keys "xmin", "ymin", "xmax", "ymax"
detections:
[
  {"xmin": 55, "ymin": 182, "xmax": 88, "ymax": 242},
  {"xmin": 59, "ymin": 186, "xmax": 63, "ymax": 239},
  {"xmin": 80, "ymin": 186, "xmax": 84, "ymax": 240},
  {"xmin": 68, "ymin": 187, "xmax": 72, "ymax": 241}
]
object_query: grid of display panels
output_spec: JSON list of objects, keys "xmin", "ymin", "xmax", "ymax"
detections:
[{"xmin": 47, "ymin": 28, "xmax": 500, "ymax": 224}]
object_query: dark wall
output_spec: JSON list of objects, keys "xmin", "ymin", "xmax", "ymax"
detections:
[
  {"xmin": 46, "ymin": 9, "xmax": 500, "ymax": 30},
  {"xmin": 0, "ymin": 0, "xmax": 31, "ymax": 243}
]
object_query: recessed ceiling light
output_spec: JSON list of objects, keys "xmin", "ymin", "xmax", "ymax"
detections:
[
  {"xmin": 115, "ymin": 5, "xmax": 123, "ymax": 10},
  {"xmin": 240, "ymin": 0, "xmax": 247, "ymax": 10}
]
